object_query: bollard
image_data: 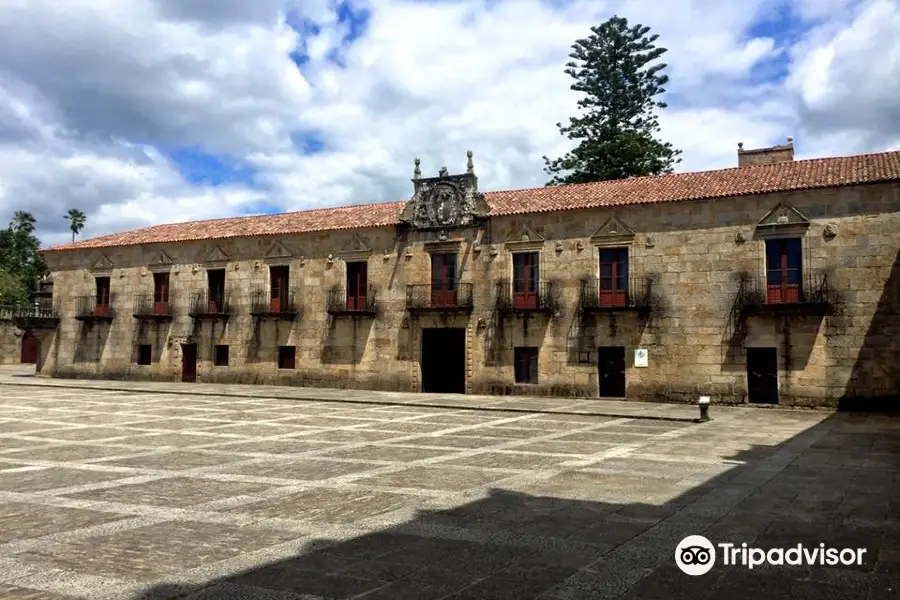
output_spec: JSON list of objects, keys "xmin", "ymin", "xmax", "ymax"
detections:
[{"xmin": 698, "ymin": 396, "xmax": 711, "ymax": 422}]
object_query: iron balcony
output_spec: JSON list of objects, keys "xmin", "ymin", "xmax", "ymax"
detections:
[
  {"xmin": 74, "ymin": 296, "xmax": 114, "ymax": 322},
  {"xmin": 580, "ymin": 276, "xmax": 654, "ymax": 313},
  {"xmin": 250, "ymin": 289, "xmax": 298, "ymax": 319},
  {"xmin": 132, "ymin": 294, "xmax": 174, "ymax": 319},
  {"xmin": 738, "ymin": 271, "xmax": 831, "ymax": 315},
  {"xmin": 496, "ymin": 280, "xmax": 557, "ymax": 313},
  {"xmin": 10, "ymin": 297, "xmax": 59, "ymax": 330},
  {"xmin": 406, "ymin": 283, "xmax": 474, "ymax": 313},
  {"xmin": 189, "ymin": 291, "xmax": 232, "ymax": 318},
  {"xmin": 326, "ymin": 286, "xmax": 378, "ymax": 317}
]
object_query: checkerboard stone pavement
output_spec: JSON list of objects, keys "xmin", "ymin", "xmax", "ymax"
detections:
[{"xmin": 0, "ymin": 371, "xmax": 897, "ymax": 599}]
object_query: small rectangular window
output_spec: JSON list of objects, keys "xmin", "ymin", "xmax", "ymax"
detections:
[
  {"xmin": 278, "ymin": 346, "xmax": 296, "ymax": 370},
  {"xmin": 136, "ymin": 344, "xmax": 152, "ymax": 365},
  {"xmin": 514, "ymin": 347, "xmax": 539, "ymax": 384},
  {"xmin": 214, "ymin": 345, "xmax": 229, "ymax": 367}
]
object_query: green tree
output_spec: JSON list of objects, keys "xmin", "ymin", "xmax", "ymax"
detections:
[
  {"xmin": 543, "ymin": 16, "xmax": 682, "ymax": 185},
  {"xmin": 65, "ymin": 208, "xmax": 87, "ymax": 242},
  {"xmin": 0, "ymin": 211, "xmax": 46, "ymax": 303}
]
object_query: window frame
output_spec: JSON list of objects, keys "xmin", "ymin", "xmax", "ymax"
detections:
[
  {"xmin": 277, "ymin": 345, "xmax": 296, "ymax": 370},
  {"xmin": 213, "ymin": 345, "xmax": 229, "ymax": 367},
  {"xmin": 514, "ymin": 347, "xmax": 539, "ymax": 385},
  {"xmin": 136, "ymin": 344, "xmax": 152, "ymax": 365},
  {"xmin": 598, "ymin": 247, "xmax": 629, "ymax": 307}
]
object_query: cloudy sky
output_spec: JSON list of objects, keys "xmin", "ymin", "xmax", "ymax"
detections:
[{"xmin": 0, "ymin": 0, "xmax": 898, "ymax": 247}]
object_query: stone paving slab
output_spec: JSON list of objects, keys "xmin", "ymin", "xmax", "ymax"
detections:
[
  {"xmin": 0, "ymin": 378, "xmax": 897, "ymax": 599},
  {"xmin": 0, "ymin": 365, "xmax": 721, "ymax": 422}
]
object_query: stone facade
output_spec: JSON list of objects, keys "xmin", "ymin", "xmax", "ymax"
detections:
[
  {"xmin": 35, "ymin": 172, "xmax": 900, "ymax": 409},
  {"xmin": 0, "ymin": 316, "xmax": 22, "ymax": 364}
]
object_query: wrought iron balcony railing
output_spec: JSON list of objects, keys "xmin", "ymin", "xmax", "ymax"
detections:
[
  {"xmin": 133, "ymin": 294, "xmax": 174, "ymax": 318},
  {"xmin": 326, "ymin": 286, "xmax": 377, "ymax": 316},
  {"xmin": 75, "ymin": 296, "xmax": 114, "ymax": 321},
  {"xmin": 496, "ymin": 280, "xmax": 557, "ymax": 313},
  {"xmin": 250, "ymin": 289, "xmax": 298, "ymax": 318},
  {"xmin": 406, "ymin": 283, "xmax": 474, "ymax": 312},
  {"xmin": 738, "ymin": 271, "xmax": 831, "ymax": 313},
  {"xmin": 580, "ymin": 276, "xmax": 654, "ymax": 313},
  {"xmin": 189, "ymin": 291, "xmax": 232, "ymax": 318},
  {"xmin": 5, "ymin": 298, "xmax": 59, "ymax": 328}
]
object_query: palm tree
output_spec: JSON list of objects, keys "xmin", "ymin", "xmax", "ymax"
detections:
[
  {"xmin": 10, "ymin": 211, "xmax": 36, "ymax": 234},
  {"xmin": 64, "ymin": 208, "xmax": 87, "ymax": 242}
]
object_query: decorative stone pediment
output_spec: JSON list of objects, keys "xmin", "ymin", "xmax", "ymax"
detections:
[
  {"xmin": 505, "ymin": 225, "xmax": 545, "ymax": 252},
  {"xmin": 338, "ymin": 233, "xmax": 372, "ymax": 261},
  {"xmin": 757, "ymin": 202, "xmax": 809, "ymax": 234},
  {"xmin": 204, "ymin": 245, "xmax": 229, "ymax": 263},
  {"xmin": 264, "ymin": 239, "xmax": 292, "ymax": 261},
  {"xmin": 90, "ymin": 253, "xmax": 114, "ymax": 272},
  {"xmin": 148, "ymin": 249, "xmax": 174, "ymax": 271},
  {"xmin": 590, "ymin": 216, "xmax": 635, "ymax": 247},
  {"xmin": 399, "ymin": 152, "xmax": 490, "ymax": 231}
]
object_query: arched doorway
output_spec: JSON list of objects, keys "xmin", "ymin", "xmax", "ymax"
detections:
[{"xmin": 20, "ymin": 331, "xmax": 38, "ymax": 364}]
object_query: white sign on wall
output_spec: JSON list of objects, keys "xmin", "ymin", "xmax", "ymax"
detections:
[{"xmin": 634, "ymin": 348, "xmax": 648, "ymax": 368}]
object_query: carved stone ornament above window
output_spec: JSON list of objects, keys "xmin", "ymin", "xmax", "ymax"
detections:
[
  {"xmin": 338, "ymin": 233, "xmax": 372, "ymax": 262},
  {"xmin": 756, "ymin": 202, "xmax": 809, "ymax": 237},
  {"xmin": 505, "ymin": 225, "xmax": 545, "ymax": 252},
  {"xmin": 590, "ymin": 216, "xmax": 635, "ymax": 247},
  {"xmin": 90, "ymin": 253, "xmax": 114, "ymax": 272},
  {"xmin": 148, "ymin": 248, "xmax": 175, "ymax": 271},
  {"xmin": 264, "ymin": 239, "xmax": 292, "ymax": 262},
  {"xmin": 203, "ymin": 245, "xmax": 229, "ymax": 264},
  {"xmin": 398, "ymin": 152, "xmax": 490, "ymax": 231}
]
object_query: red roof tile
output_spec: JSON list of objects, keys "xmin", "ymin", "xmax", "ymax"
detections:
[{"xmin": 42, "ymin": 150, "xmax": 900, "ymax": 253}]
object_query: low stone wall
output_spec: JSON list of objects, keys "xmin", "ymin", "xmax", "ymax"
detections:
[{"xmin": 0, "ymin": 315, "xmax": 21, "ymax": 364}]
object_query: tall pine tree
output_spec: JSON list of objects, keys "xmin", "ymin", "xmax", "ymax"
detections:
[{"xmin": 544, "ymin": 16, "xmax": 681, "ymax": 185}]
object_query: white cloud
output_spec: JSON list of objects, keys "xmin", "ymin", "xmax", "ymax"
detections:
[{"xmin": 0, "ymin": 0, "xmax": 896, "ymax": 248}]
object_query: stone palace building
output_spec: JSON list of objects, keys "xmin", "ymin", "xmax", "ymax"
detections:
[{"xmin": 17, "ymin": 141, "xmax": 900, "ymax": 408}]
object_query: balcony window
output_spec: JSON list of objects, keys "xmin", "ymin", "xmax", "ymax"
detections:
[
  {"xmin": 765, "ymin": 238, "xmax": 802, "ymax": 304},
  {"xmin": 269, "ymin": 266, "xmax": 290, "ymax": 312},
  {"xmin": 430, "ymin": 253, "xmax": 458, "ymax": 307},
  {"xmin": 513, "ymin": 252, "xmax": 539, "ymax": 309},
  {"xmin": 95, "ymin": 276, "xmax": 111, "ymax": 317},
  {"xmin": 346, "ymin": 262, "xmax": 368, "ymax": 310},
  {"xmin": 153, "ymin": 272, "xmax": 169, "ymax": 313},
  {"xmin": 599, "ymin": 248, "xmax": 628, "ymax": 307},
  {"xmin": 207, "ymin": 269, "xmax": 226, "ymax": 312}
]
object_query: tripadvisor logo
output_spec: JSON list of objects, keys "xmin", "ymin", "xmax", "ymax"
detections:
[{"xmin": 675, "ymin": 535, "xmax": 867, "ymax": 576}]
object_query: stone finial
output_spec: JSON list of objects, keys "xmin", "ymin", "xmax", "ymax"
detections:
[
  {"xmin": 787, "ymin": 136, "xmax": 794, "ymax": 144},
  {"xmin": 466, "ymin": 150, "xmax": 474, "ymax": 174},
  {"xmin": 438, "ymin": 166, "xmax": 448, "ymax": 177},
  {"xmin": 413, "ymin": 158, "xmax": 421, "ymax": 180},
  {"xmin": 738, "ymin": 142, "xmax": 744, "ymax": 150}
]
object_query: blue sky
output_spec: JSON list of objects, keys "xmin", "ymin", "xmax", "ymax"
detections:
[{"xmin": 0, "ymin": 0, "xmax": 897, "ymax": 245}]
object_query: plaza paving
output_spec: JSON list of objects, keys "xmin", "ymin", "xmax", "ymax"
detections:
[{"xmin": 0, "ymin": 373, "xmax": 897, "ymax": 599}]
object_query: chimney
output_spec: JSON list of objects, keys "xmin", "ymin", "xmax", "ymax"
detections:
[{"xmin": 737, "ymin": 136, "xmax": 794, "ymax": 167}]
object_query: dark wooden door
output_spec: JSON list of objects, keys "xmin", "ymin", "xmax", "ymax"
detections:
[
  {"xmin": 346, "ymin": 262, "xmax": 368, "ymax": 310},
  {"xmin": 421, "ymin": 328, "xmax": 465, "ymax": 393},
  {"xmin": 430, "ymin": 254, "xmax": 458, "ymax": 307},
  {"xmin": 598, "ymin": 346, "xmax": 626, "ymax": 397},
  {"xmin": 513, "ymin": 252, "xmax": 539, "ymax": 309},
  {"xmin": 181, "ymin": 343, "xmax": 197, "ymax": 383},
  {"xmin": 153, "ymin": 272, "xmax": 169, "ymax": 314},
  {"xmin": 766, "ymin": 238, "xmax": 802, "ymax": 304},
  {"xmin": 20, "ymin": 331, "xmax": 38, "ymax": 364},
  {"xmin": 747, "ymin": 347, "xmax": 778, "ymax": 404},
  {"xmin": 599, "ymin": 248, "xmax": 629, "ymax": 307},
  {"xmin": 270, "ymin": 266, "xmax": 289, "ymax": 312}
]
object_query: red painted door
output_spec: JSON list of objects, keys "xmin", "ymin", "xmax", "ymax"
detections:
[
  {"xmin": 270, "ymin": 266, "xmax": 289, "ymax": 312},
  {"xmin": 766, "ymin": 238, "xmax": 802, "ymax": 304},
  {"xmin": 431, "ymin": 253, "xmax": 458, "ymax": 307},
  {"xmin": 153, "ymin": 273, "xmax": 169, "ymax": 314},
  {"xmin": 599, "ymin": 248, "xmax": 628, "ymax": 307},
  {"xmin": 346, "ymin": 262, "xmax": 368, "ymax": 310},
  {"xmin": 513, "ymin": 252, "xmax": 539, "ymax": 309},
  {"xmin": 20, "ymin": 332, "xmax": 37, "ymax": 364},
  {"xmin": 95, "ymin": 277, "xmax": 110, "ymax": 317}
]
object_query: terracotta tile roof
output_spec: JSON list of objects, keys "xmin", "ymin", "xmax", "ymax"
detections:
[{"xmin": 42, "ymin": 150, "xmax": 900, "ymax": 253}]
